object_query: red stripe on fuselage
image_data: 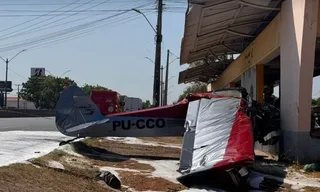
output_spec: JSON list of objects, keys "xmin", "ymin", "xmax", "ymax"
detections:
[{"xmin": 108, "ymin": 93, "xmax": 228, "ymax": 119}]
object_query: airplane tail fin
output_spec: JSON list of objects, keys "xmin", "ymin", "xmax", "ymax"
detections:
[{"xmin": 55, "ymin": 85, "xmax": 108, "ymax": 136}]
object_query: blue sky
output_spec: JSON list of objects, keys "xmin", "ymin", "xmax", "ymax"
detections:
[
  {"xmin": 2, "ymin": 0, "xmax": 320, "ymax": 104},
  {"xmin": 0, "ymin": 0, "xmax": 188, "ymax": 104}
]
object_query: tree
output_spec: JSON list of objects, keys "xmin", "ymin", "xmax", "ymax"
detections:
[
  {"xmin": 142, "ymin": 100, "xmax": 152, "ymax": 109},
  {"xmin": 20, "ymin": 76, "xmax": 76, "ymax": 109},
  {"xmin": 313, "ymin": 99, "xmax": 317, "ymax": 106},
  {"xmin": 312, "ymin": 97, "xmax": 320, "ymax": 106},
  {"xmin": 81, "ymin": 83, "xmax": 108, "ymax": 95},
  {"xmin": 177, "ymin": 83, "xmax": 208, "ymax": 101}
]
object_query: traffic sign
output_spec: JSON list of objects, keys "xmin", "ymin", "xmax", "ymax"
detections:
[
  {"xmin": 31, "ymin": 67, "xmax": 45, "ymax": 77},
  {"xmin": 0, "ymin": 81, "xmax": 12, "ymax": 92}
]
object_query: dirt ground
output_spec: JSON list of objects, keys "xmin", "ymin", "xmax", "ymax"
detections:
[
  {"xmin": 119, "ymin": 171, "xmax": 185, "ymax": 192},
  {"xmin": 0, "ymin": 137, "xmax": 186, "ymax": 192},
  {"xmin": 84, "ymin": 137, "xmax": 182, "ymax": 160},
  {"xmin": 0, "ymin": 164, "xmax": 111, "ymax": 192},
  {"xmin": 1, "ymin": 136, "xmax": 320, "ymax": 191}
]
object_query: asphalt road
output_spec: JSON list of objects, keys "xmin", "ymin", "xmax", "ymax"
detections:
[{"xmin": 0, "ymin": 117, "xmax": 57, "ymax": 132}]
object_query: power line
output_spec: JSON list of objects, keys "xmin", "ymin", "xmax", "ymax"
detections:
[
  {"xmin": 8, "ymin": 68, "xmax": 26, "ymax": 80},
  {"xmin": 0, "ymin": 0, "xmax": 82, "ymax": 34},
  {"xmin": 0, "ymin": 8, "xmax": 186, "ymax": 17},
  {"xmin": 0, "ymin": 0, "xmax": 114, "ymax": 42},
  {"xmin": 2, "ymin": 1, "xmax": 154, "ymax": 39},
  {"xmin": 0, "ymin": 0, "xmax": 97, "ymax": 40},
  {"xmin": 0, "ymin": 0, "xmax": 150, "ymax": 43},
  {"xmin": 169, "ymin": 50, "xmax": 179, "ymax": 59},
  {"xmin": 0, "ymin": 1, "xmax": 145, "ymax": 6},
  {"xmin": 28, "ymin": 11, "xmax": 154, "ymax": 51},
  {"xmin": 0, "ymin": 2, "xmax": 152, "ymax": 52}
]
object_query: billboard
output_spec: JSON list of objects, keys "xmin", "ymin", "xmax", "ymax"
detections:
[
  {"xmin": 0, "ymin": 81, "xmax": 12, "ymax": 92},
  {"xmin": 31, "ymin": 68, "xmax": 45, "ymax": 77}
]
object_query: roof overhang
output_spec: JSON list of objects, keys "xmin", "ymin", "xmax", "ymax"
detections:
[
  {"xmin": 178, "ymin": 56, "xmax": 235, "ymax": 84},
  {"xmin": 179, "ymin": 0, "xmax": 282, "ymax": 84}
]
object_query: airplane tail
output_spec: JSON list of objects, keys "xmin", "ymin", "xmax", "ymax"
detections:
[{"xmin": 55, "ymin": 85, "xmax": 109, "ymax": 137}]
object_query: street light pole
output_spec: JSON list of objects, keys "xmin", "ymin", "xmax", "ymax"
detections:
[
  {"xmin": 59, "ymin": 70, "xmax": 71, "ymax": 78},
  {"xmin": 160, "ymin": 65, "xmax": 164, "ymax": 106},
  {"xmin": 15, "ymin": 84, "xmax": 21, "ymax": 109},
  {"xmin": 164, "ymin": 49, "xmax": 170, "ymax": 106},
  {"xmin": 133, "ymin": 0, "xmax": 163, "ymax": 107},
  {"xmin": 4, "ymin": 59, "xmax": 8, "ymax": 108},
  {"xmin": 144, "ymin": 57, "xmax": 154, "ymax": 64},
  {"xmin": 0, "ymin": 49, "xmax": 26, "ymax": 108},
  {"xmin": 132, "ymin": 9, "xmax": 157, "ymax": 34}
]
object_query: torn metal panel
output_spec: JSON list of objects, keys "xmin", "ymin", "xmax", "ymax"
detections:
[{"xmin": 179, "ymin": 97, "xmax": 254, "ymax": 176}]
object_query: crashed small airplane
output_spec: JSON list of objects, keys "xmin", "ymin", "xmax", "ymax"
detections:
[{"xmin": 55, "ymin": 85, "xmax": 255, "ymax": 190}]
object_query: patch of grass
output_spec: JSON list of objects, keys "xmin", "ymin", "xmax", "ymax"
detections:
[
  {"xmin": 32, "ymin": 157, "xmax": 43, "ymax": 165},
  {"xmin": 90, "ymin": 158, "xmax": 155, "ymax": 171},
  {"xmin": 30, "ymin": 149, "xmax": 68, "ymax": 167},
  {"xmin": 33, "ymin": 149, "xmax": 67, "ymax": 161},
  {"xmin": 82, "ymin": 137, "xmax": 100, "ymax": 146},
  {"xmin": 303, "ymin": 186, "xmax": 320, "ymax": 192},
  {"xmin": 0, "ymin": 163, "xmax": 111, "ymax": 192},
  {"xmin": 31, "ymin": 149, "xmax": 100, "ymax": 179}
]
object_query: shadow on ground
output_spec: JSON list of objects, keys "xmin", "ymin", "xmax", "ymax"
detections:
[{"xmin": 71, "ymin": 141, "xmax": 180, "ymax": 163}]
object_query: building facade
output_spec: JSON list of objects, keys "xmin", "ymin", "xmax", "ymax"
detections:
[{"xmin": 6, "ymin": 97, "xmax": 36, "ymax": 109}]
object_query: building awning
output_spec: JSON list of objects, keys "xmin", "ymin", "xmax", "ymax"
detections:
[
  {"xmin": 179, "ymin": 56, "xmax": 235, "ymax": 84},
  {"xmin": 179, "ymin": 0, "xmax": 282, "ymax": 83}
]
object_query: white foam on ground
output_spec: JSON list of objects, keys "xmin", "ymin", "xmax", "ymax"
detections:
[
  {"xmin": 99, "ymin": 166, "xmax": 145, "ymax": 179},
  {"xmin": 99, "ymin": 159, "xmax": 181, "ymax": 189},
  {"xmin": 47, "ymin": 160, "xmax": 65, "ymax": 169},
  {"xmin": 104, "ymin": 137, "xmax": 181, "ymax": 149},
  {"xmin": 134, "ymin": 159, "xmax": 181, "ymax": 184},
  {"xmin": 0, "ymin": 131, "xmax": 71, "ymax": 167}
]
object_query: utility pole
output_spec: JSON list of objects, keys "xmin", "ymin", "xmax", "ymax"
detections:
[
  {"xmin": 15, "ymin": 84, "xmax": 21, "ymax": 109},
  {"xmin": 163, "ymin": 49, "xmax": 170, "ymax": 106},
  {"xmin": 160, "ymin": 65, "xmax": 164, "ymax": 106},
  {"xmin": 153, "ymin": 0, "xmax": 163, "ymax": 107},
  {"xmin": 4, "ymin": 59, "xmax": 8, "ymax": 108},
  {"xmin": 0, "ymin": 49, "xmax": 26, "ymax": 108}
]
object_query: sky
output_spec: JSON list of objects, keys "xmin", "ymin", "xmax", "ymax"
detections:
[
  {"xmin": 0, "ymin": 0, "xmax": 189, "ymax": 104},
  {"xmin": 2, "ymin": 0, "xmax": 320, "ymax": 105}
]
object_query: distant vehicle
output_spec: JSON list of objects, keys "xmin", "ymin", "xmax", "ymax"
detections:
[
  {"xmin": 123, "ymin": 97, "xmax": 143, "ymax": 112},
  {"xmin": 90, "ymin": 90, "xmax": 121, "ymax": 116}
]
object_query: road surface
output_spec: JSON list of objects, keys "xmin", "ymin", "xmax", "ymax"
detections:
[{"xmin": 0, "ymin": 117, "xmax": 57, "ymax": 132}]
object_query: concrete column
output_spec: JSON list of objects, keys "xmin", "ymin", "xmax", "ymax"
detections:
[
  {"xmin": 280, "ymin": 0, "xmax": 319, "ymax": 163},
  {"xmin": 241, "ymin": 66, "xmax": 257, "ymax": 101},
  {"xmin": 256, "ymin": 64, "xmax": 264, "ymax": 104}
]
